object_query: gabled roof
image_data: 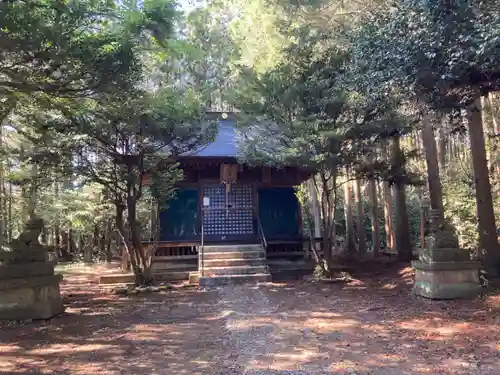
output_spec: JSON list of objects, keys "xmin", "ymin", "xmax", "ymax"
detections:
[
  {"xmin": 180, "ymin": 113, "xmax": 286, "ymax": 160},
  {"xmin": 181, "ymin": 113, "xmax": 241, "ymax": 158},
  {"xmin": 185, "ymin": 119, "xmax": 239, "ymax": 157}
]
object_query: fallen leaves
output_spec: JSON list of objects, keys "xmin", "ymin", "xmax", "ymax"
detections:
[{"xmin": 2, "ymin": 262, "xmax": 500, "ymax": 375}]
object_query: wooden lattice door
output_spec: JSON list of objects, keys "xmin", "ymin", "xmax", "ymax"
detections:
[{"xmin": 202, "ymin": 184, "xmax": 255, "ymax": 242}]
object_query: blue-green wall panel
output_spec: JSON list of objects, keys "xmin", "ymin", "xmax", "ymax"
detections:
[
  {"xmin": 159, "ymin": 189, "xmax": 200, "ymax": 241},
  {"xmin": 258, "ymin": 187, "xmax": 300, "ymax": 239}
]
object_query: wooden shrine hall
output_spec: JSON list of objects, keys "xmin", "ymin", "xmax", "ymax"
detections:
[{"xmin": 145, "ymin": 112, "xmax": 313, "ymax": 284}]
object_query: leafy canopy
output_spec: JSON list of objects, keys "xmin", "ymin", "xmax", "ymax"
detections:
[
  {"xmin": 0, "ymin": 0, "xmax": 176, "ymax": 101},
  {"xmin": 351, "ymin": 0, "xmax": 500, "ymax": 109}
]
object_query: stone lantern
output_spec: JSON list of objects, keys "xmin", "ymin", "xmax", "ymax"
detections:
[{"xmin": 0, "ymin": 217, "xmax": 64, "ymax": 320}]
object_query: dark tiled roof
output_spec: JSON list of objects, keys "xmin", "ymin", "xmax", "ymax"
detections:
[{"xmin": 183, "ymin": 118, "xmax": 240, "ymax": 157}]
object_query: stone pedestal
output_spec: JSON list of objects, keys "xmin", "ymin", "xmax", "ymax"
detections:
[
  {"xmin": 413, "ymin": 209, "xmax": 480, "ymax": 299},
  {"xmin": 0, "ymin": 217, "xmax": 64, "ymax": 320},
  {"xmin": 0, "ymin": 268, "xmax": 64, "ymax": 320},
  {"xmin": 412, "ymin": 260, "xmax": 481, "ymax": 299}
]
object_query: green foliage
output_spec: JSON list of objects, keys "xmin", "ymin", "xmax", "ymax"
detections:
[
  {"xmin": 234, "ymin": 28, "xmax": 414, "ymax": 186},
  {"xmin": 3, "ymin": 0, "xmax": 498, "ymax": 267},
  {"xmin": 149, "ymin": 163, "xmax": 183, "ymax": 210},
  {"xmin": 39, "ymin": 183, "xmax": 113, "ymax": 233},
  {"xmin": 1, "ymin": 0, "xmax": 134, "ymax": 99},
  {"xmin": 351, "ymin": 0, "xmax": 500, "ymax": 109},
  {"xmin": 0, "ymin": 0, "xmax": 214, "ymax": 270},
  {"xmin": 442, "ymin": 165, "xmax": 479, "ymax": 251}
]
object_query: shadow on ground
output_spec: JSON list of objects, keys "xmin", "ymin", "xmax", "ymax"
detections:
[{"xmin": 1, "ymin": 262, "xmax": 499, "ymax": 375}]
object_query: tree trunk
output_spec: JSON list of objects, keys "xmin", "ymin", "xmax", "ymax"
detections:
[
  {"xmin": 343, "ymin": 174, "xmax": 356, "ymax": 255},
  {"xmin": 481, "ymin": 96, "xmax": 495, "ymax": 182},
  {"xmin": 421, "ymin": 115, "xmax": 444, "ymax": 216},
  {"xmin": 19, "ymin": 144, "xmax": 29, "ymax": 223},
  {"xmin": 60, "ymin": 230, "xmax": 71, "ymax": 260},
  {"xmin": 467, "ymin": 95, "xmax": 500, "ymax": 271},
  {"xmin": 368, "ymin": 179, "xmax": 380, "ymax": 256},
  {"xmin": 353, "ymin": 178, "xmax": 366, "ymax": 255},
  {"xmin": 308, "ymin": 179, "xmax": 322, "ymax": 239},
  {"xmin": 127, "ymin": 194, "xmax": 153, "ymax": 285},
  {"xmin": 381, "ymin": 183, "xmax": 395, "ymax": 253},
  {"xmin": 392, "ymin": 137, "xmax": 413, "ymax": 261},
  {"xmin": 53, "ymin": 182, "xmax": 61, "ymax": 254},
  {"xmin": 420, "ymin": 197, "xmax": 428, "ymax": 251},
  {"xmin": 438, "ymin": 122, "xmax": 447, "ymax": 173},
  {"xmin": 105, "ymin": 220, "xmax": 113, "ymax": 263},
  {"xmin": 488, "ymin": 92, "xmax": 500, "ymax": 133},
  {"xmin": 116, "ymin": 202, "xmax": 137, "ymax": 274},
  {"xmin": 93, "ymin": 224, "xmax": 100, "ymax": 258},
  {"xmin": 7, "ymin": 180, "xmax": 12, "ymax": 244},
  {"xmin": 68, "ymin": 228, "xmax": 77, "ymax": 256},
  {"xmin": 306, "ymin": 178, "xmax": 322, "ymax": 261},
  {"xmin": 487, "ymin": 92, "xmax": 500, "ymax": 179},
  {"xmin": 83, "ymin": 237, "xmax": 93, "ymax": 264},
  {"xmin": 27, "ymin": 163, "xmax": 37, "ymax": 219},
  {"xmin": 0, "ymin": 121, "xmax": 5, "ymax": 245},
  {"xmin": 319, "ymin": 170, "xmax": 336, "ymax": 273},
  {"xmin": 448, "ymin": 135, "xmax": 455, "ymax": 167}
]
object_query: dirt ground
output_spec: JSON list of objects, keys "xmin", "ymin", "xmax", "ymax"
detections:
[{"xmin": 1, "ymin": 264, "xmax": 500, "ymax": 375}]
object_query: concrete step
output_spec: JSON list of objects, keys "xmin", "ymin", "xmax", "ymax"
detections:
[
  {"xmin": 203, "ymin": 258, "xmax": 265, "ymax": 268},
  {"xmin": 202, "ymin": 244, "xmax": 263, "ymax": 253},
  {"xmin": 199, "ymin": 273, "xmax": 272, "ymax": 287},
  {"xmin": 203, "ymin": 250, "xmax": 265, "ymax": 260},
  {"xmin": 153, "ymin": 271, "xmax": 190, "ymax": 282},
  {"xmin": 151, "ymin": 263, "xmax": 197, "ymax": 272},
  {"xmin": 203, "ymin": 265, "xmax": 268, "ymax": 276},
  {"xmin": 99, "ymin": 273, "xmax": 135, "ymax": 285}
]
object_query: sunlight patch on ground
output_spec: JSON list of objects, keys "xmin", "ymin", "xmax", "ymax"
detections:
[
  {"xmin": 219, "ymin": 309, "xmax": 236, "ymax": 318},
  {"xmin": 308, "ymin": 311, "xmax": 344, "ymax": 318},
  {"xmin": 399, "ymin": 266, "xmax": 414, "ymax": 276},
  {"xmin": 381, "ymin": 282, "xmax": 398, "ymax": 289},
  {"xmin": 225, "ymin": 314, "xmax": 359, "ymax": 333},
  {"xmin": 273, "ymin": 350, "xmax": 318, "ymax": 361},
  {"xmin": 30, "ymin": 343, "xmax": 116, "ymax": 355},
  {"xmin": 397, "ymin": 319, "xmax": 472, "ymax": 337},
  {"xmin": 0, "ymin": 345, "xmax": 21, "ymax": 353}
]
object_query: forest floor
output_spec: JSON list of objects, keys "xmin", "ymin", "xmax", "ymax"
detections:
[{"xmin": 1, "ymin": 263, "xmax": 500, "ymax": 375}]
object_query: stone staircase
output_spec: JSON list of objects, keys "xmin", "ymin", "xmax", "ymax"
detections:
[{"xmin": 198, "ymin": 244, "xmax": 272, "ymax": 287}]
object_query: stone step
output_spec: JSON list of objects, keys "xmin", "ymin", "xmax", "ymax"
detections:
[
  {"xmin": 202, "ymin": 265, "xmax": 268, "ymax": 276},
  {"xmin": 153, "ymin": 271, "xmax": 190, "ymax": 282},
  {"xmin": 202, "ymin": 244, "xmax": 263, "ymax": 253},
  {"xmin": 199, "ymin": 273, "xmax": 272, "ymax": 287},
  {"xmin": 151, "ymin": 263, "xmax": 197, "ymax": 272},
  {"xmin": 203, "ymin": 250, "xmax": 265, "ymax": 260},
  {"xmin": 202, "ymin": 258, "xmax": 265, "ymax": 268},
  {"xmin": 99, "ymin": 273, "xmax": 135, "ymax": 285}
]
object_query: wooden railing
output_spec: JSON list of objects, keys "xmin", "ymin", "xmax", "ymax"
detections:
[
  {"xmin": 144, "ymin": 242, "xmax": 199, "ymax": 259},
  {"xmin": 200, "ymin": 215, "xmax": 205, "ymax": 277},
  {"xmin": 265, "ymin": 241, "xmax": 306, "ymax": 258}
]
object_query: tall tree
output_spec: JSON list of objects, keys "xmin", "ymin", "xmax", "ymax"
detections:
[
  {"xmin": 50, "ymin": 90, "xmax": 212, "ymax": 283},
  {"xmin": 0, "ymin": 0, "xmax": 172, "ymax": 101},
  {"xmin": 421, "ymin": 114, "xmax": 444, "ymax": 215},
  {"xmin": 344, "ymin": 177, "xmax": 356, "ymax": 255},
  {"xmin": 368, "ymin": 179, "xmax": 380, "ymax": 256},
  {"xmin": 380, "ymin": 157, "xmax": 395, "ymax": 254},
  {"xmin": 353, "ymin": 178, "xmax": 366, "ymax": 254},
  {"xmin": 468, "ymin": 97, "xmax": 500, "ymax": 268},
  {"xmin": 391, "ymin": 136, "xmax": 413, "ymax": 261},
  {"xmin": 352, "ymin": 0, "xmax": 500, "ymax": 268}
]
